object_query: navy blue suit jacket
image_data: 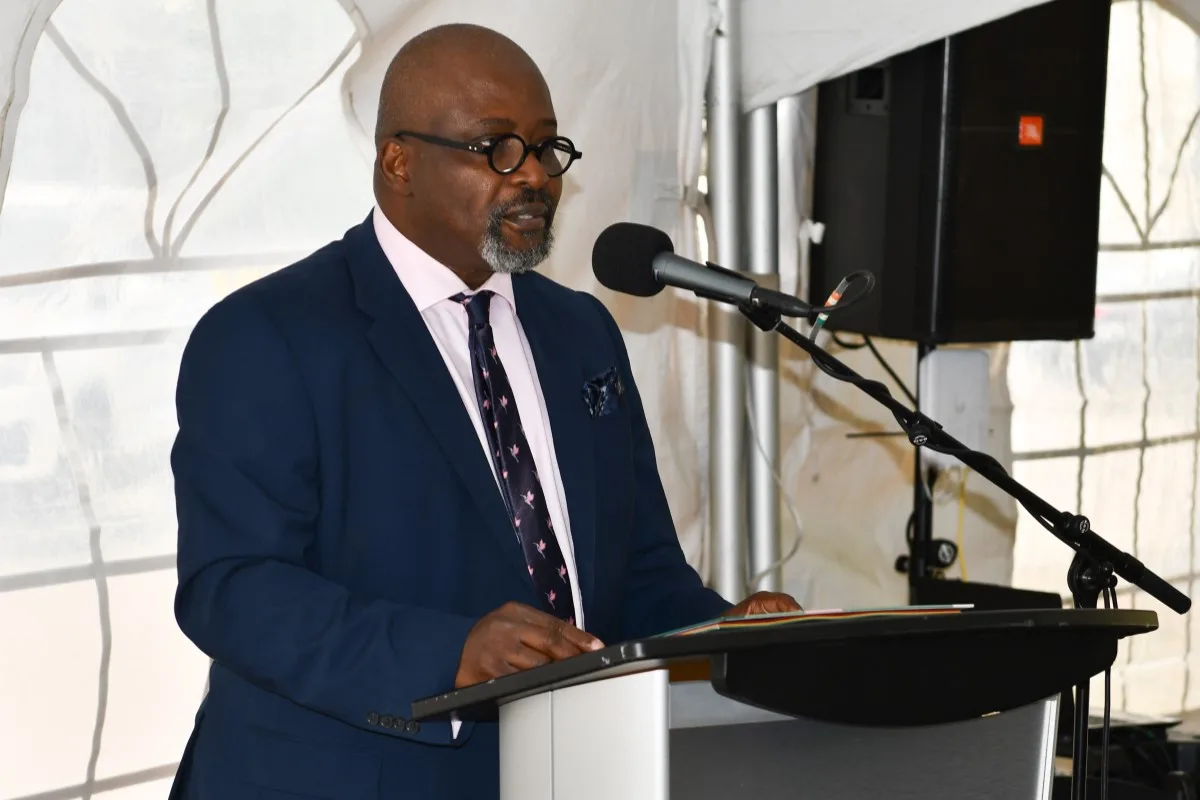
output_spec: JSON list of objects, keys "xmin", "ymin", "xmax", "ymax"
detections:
[{"xmin": 168, "ymin": 216, "xmax": 731, "ymax": 799}]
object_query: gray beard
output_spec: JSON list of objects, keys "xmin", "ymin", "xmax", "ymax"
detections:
[{"xmin": 478, "ymin": 207, "xmax": 555, "ymax": 274}]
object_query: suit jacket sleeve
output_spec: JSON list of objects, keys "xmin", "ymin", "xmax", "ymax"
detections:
[
  {"xmin": 586, "ymin": 295, "xmax": 734, "ymax": 638},
  {"xmin": 171, "ymin": 290, "xmax": 475, "ymax": 745}
]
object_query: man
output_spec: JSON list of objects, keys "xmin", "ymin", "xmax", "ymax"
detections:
[{"xmin": 168, "ymin": 23, "xmax": 799, "ymax": 800}]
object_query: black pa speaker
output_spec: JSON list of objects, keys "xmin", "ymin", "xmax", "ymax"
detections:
[{"xmin": 808, "ymin": 0, "xmax": 1112, "ymax": 344}]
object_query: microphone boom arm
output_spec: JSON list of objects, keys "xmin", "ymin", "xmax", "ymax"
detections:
[{"xmin": 735, "ymin": 301, "xmax": 1191, "ymax": 616}]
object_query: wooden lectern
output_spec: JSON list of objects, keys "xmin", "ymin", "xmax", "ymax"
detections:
[{"xmin": 413, "ymin": 608, "xmax": 1157, "ymax": 800}]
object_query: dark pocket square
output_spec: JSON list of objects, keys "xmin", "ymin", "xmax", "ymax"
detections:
[{"xmin": 582, "ymin": 367, "xmax": 625, "ymax": 418}]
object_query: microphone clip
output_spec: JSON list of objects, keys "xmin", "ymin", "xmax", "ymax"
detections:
[
  {"xmin": 738, "ymin": 299, "xmax": 783, "ymax": 333},
  {"xmin": 685, "ymin": 262, "xmax": 754, "ymax": 306},
  {"xmin": 697, "ymin": 263, "xmax": 815, "ymax": 322}
]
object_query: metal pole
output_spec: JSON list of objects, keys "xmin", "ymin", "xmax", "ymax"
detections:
[
  {"xmin": 707, "ymin": 0, "xmax": 747, "ymax": 602},
  {"xmin": 747, "ymin": 104, "xmax": 780, "ymax": 592}
]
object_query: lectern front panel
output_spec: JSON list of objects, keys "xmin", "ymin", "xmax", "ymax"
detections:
[
  {"xmin": 499, "ymin": 692, "xmax": 553, "ymax": 800},
  {"xmin": 669, "ymin": 682, "xmax": 1059, "ymax": 800},
  {"xmin": 499, "ymin": 669, "xmax": 670, "ymax": 800}
]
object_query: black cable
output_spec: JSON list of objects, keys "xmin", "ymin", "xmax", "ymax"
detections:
[
  {"xmin": 865, "ymin": 336, "xmax": 919, "ymax": 407},
  {"xmin": 831, "ymin": 332, "xmax": 867, "ymax": 350},
  {"xmin": 802, "ymin": 320, "xmax": 1077, "ymax": 565},
  {"xmin": 803, "ymin": 327, "xmax": 1011, "ymax": 478},
  {"xmin": 808, "ymin": 270, "xmax": 877, "ymax": 318},
  {"xmin": 827, "ymin": 333, "xmax": 918, "ymax": 408},
  {"xmin": 810, "ymin": 322, "xmax": 1094, "ymax": 585}
]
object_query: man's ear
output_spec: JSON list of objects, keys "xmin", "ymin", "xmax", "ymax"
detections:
[{"xmin": 378, "ymin": 139, "xmax": 414, "ymax": 196}]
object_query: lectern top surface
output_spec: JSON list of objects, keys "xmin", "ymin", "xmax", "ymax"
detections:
[
  {"xmin": 656, "ymin": 603, "xmax": 970, "ymax": 637},
  {"xmin": 411, "ymin": 607, "xmax": 1156, "ymax": 724}
]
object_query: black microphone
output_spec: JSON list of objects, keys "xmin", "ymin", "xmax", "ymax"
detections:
[{"xmin": 591, "ymin": 222, "xmax": 812, "ymax": 318}]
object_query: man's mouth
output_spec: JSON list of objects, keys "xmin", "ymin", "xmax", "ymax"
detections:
[{"xmin": 503, "ymin": 202, "xmax": 549, "ymax": 233}]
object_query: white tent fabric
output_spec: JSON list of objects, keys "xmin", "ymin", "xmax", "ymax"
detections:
[
  {"xmin": 1162, "ymin": 0, "xmax": 1200, "ymax": 29},
  {"xmin": 1011, "ymin": 0, "xmax": 1200, "ymax": 715},
  {"xmin": 738, "ymin": 0, "xmax": 1053, "ymax": 111},
  {"xmin": 0, "ymin": 1, "xmax": 1196, "ymax": 797},
  {"xmin": 1, "ymin": 4, "xmax": 373, "ymax": 796},
  {"xmin": 0, "ymin": 1, "xmax": 57, "ymax": 210}
]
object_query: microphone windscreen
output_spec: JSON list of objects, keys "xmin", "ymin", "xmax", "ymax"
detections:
[{"xmin": 591, "ymin": 222, "xmax": 674, "ymax": 297}]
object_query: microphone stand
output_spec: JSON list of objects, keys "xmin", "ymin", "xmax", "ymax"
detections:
[{"xmin": 735, "ymin": 300, "xmax": 1191, "ymax": 800}]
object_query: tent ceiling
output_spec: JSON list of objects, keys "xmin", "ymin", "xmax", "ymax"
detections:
[
  {"xmin": 739, "ymin": 0, "xmax": 1053, "ymax": 110},
  {"xmin": 8, "ymin": 0, "xmax": 1198, "ymax": 146},
  {"xmin": 739, "ymin": 0, "xmax": 1200, "ymax": 110}
]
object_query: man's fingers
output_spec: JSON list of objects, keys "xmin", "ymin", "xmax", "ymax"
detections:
[
  {"xmin": 558, "ymin": 622, "xmax": 604, "ymax": 653},
  {"xmin": 519, "ymin": 621, "xmax": 584, "ymax": 660},
  {"xmin": 721, "ymin": 591, "xmax": 802, "ymax": 619},
  {"xmin": 457, "ymin": 604, "xmax": 608, "ymax": 688},
  {"xmin": 765, "ymin": 594, "xmax": 802, "ymax": 612},
  {"xmin": 499, "ymin": 642, "xmax": 553, "ymax": 672},
  {"xmin": 492, "ymin": 604, "xmax": 605, "ymax": 664},
  {"xmin": 515, "ymin": 620, "xmax": 604, "ymax": 661},
  {"xmin": 501, "ymin": 602, "xmax": 605, "ymax": 651},
  {"xmin": 472, "ymin": 643, "xmax": 551, "ymax": 683}
]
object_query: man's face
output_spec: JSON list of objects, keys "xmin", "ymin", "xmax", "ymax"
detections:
[{"xmin": 401, "ymin": 66, "xmax": 564, "ymax": 276}]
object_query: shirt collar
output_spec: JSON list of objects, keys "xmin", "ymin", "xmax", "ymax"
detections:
[{"xmin": 372, "ymin": 205, "xmax": 515, "ymax": 314}]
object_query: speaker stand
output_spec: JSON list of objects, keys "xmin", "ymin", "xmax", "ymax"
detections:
[{"xmin": 907, "ymin": 341, "xmax": 936, "ymax": 598}]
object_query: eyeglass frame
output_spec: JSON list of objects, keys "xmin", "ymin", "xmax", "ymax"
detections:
[{"xmin": 391, "ymin": 130, "xmax": 582, "ymax": 177}]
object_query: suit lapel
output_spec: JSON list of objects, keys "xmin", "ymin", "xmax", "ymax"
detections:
[
  {"xmin": 344, "ymin": 218, "xmax": 531, "ymax": 585},
  {"xmin": 512, "ymin": 275, "xmax": 597, "ymax": 615}
]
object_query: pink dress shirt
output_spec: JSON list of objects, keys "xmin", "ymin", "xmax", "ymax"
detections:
[{"xmin": 371, "ymin": 206, "xmax": 586, "ymax": 631}]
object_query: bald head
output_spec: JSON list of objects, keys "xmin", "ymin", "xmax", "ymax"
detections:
[
  {"xmin": 372, "ymin": 24, "xmax": 570, "ymax": 289},
  {"xmin": 374, "ymin": 24, "xmax": 546, "ymax": 146}
]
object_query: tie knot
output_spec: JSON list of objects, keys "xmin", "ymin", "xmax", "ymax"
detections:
[{"xmin": 451, "ymin": 290, "xmax": 493, "ymax": 328}]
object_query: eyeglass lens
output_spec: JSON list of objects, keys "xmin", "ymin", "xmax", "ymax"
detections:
[{"xmin": 490, "ymin": 136, "xmax": 573, "ymax": 176}]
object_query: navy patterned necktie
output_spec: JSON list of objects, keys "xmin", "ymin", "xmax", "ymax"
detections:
[{"xmin": 452, "ymin": 290, "xmax": 576, "ymax": 624}]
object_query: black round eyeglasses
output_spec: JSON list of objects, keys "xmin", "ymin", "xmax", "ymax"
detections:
[{"xmin": 392, "ymin": 131, "xmax": 582, "ymax": 177}]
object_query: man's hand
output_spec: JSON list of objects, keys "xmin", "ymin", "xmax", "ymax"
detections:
[
  {"xmin": 454, "ymin": 601, "xmax": 604, "ymax": 688},
  {"xmin": 721, "ymin": 591, "xmax": 803, "ymax": 618}
]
